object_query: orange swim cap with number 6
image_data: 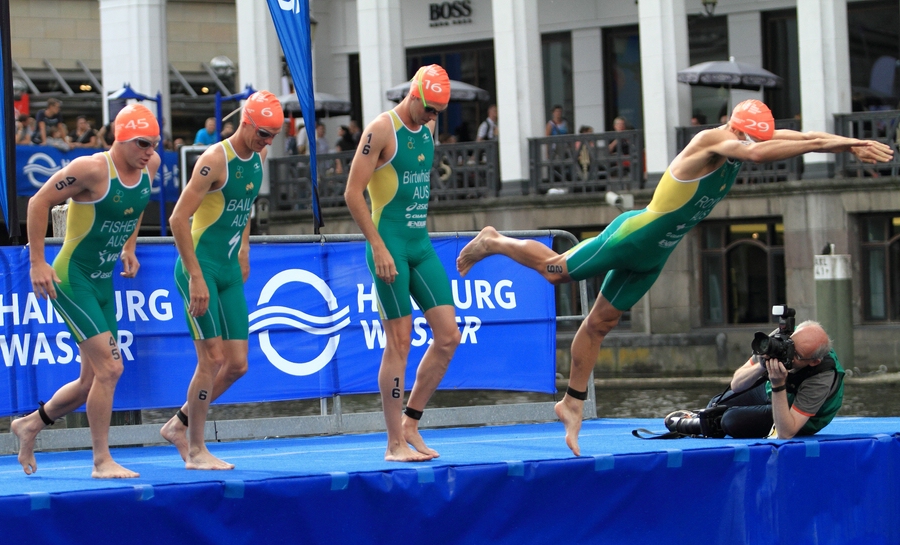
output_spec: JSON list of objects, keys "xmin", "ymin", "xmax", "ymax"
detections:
[
  {"xmin": 242, "ymin": 90, "xmax": 284, "ymax": 129},
  {"xmin": 729, "ymin": 99, "xmax": 774, "ymax": 141}
]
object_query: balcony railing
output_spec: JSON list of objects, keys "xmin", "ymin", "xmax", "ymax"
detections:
[
  {"xmin": 528, "ymin": 130, "xmax": 644, "ymax": 194},
  {"xmin": 675, "ymin": 119, "xmax": 803, "ymax": 184},
  {"xmin": 269, "ymin": 141, "xmax": 499, "ymax": 212},
  {"xmin": 834, "ymin": 109, "xmax": 900, "ymax": 178}
]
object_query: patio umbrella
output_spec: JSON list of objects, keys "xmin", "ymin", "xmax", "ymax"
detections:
[
  {"xmin": 677, "ymin": 57, "xmax": 783, "ymax": 91},
  {"xmin": 278, "ymin": 91, "xmax": 352, "ymax": 116},
  {"xmin": 385, "ymin": 80, "xmax": 490, "ymax": 102}
]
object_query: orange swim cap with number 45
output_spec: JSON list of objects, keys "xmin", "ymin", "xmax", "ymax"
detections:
[
  {"xmin": 729, "ymin": 99, "xmax": 774, "ymax": 142},
  {"xmin": 114, "ymin": 104, "xmax": 160, "ymax": 142},
  {"xmin": 409, "ymin": 64, "xmax": 451, "ymax": 106}
]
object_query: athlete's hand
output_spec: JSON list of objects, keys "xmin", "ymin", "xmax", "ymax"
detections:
[
  {"xmin": 120, "ymin": 251, "xmax": 140, "ymax": 278},
  {"xmin": 188, "ymin": 275, "xmax": 210, "ymax": 317},
  {"xmin": 850, "ymin": 140, "xmax": 894, "ymax": 164},
  {"xmin": 30, "ymin": 261, "xmax": 60, "ymax": 300},
  {"xmin": 372, "ymin": 246, "xmax": 398, "ymax": 284}
]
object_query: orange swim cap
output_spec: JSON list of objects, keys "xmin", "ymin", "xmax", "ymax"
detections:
[
  {"xmin": 114, "ymin": 104, "xmax": 160, "ymax": 142},
  {"xmin": 729, "ymin": 99, "xmax": 774, "ymax": 141},
  {"xmin": 242, "ymin": 90, "xmax": 284, "ymax": 130},
  {"xmin": 409, "ymin": 64, "xmax": 451, "ymax": 106}
]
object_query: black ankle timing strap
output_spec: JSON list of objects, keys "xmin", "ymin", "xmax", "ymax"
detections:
[
  {"xmin": 566, "ymin": 386, "xmax": 588, "ymax": 401},
  {"xmin": 37, "ymin": 401, "xmax": 54, "ymax": 426},
  {"xmin": 175, "ymin": 409, "xmax": 188, "ymax": 426},
  {"xmin": 404, "ymin": 407, "xmax": 423, "ymax": 420}
]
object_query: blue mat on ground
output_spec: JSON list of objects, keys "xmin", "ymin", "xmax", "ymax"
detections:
[{"xmin": 1, "ymin": 417, "xmax": 898, "ymax": 544}]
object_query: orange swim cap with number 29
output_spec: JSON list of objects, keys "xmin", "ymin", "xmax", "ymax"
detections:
[{"xmin": 729, "ymin": 99, "xmax": 774, "ymax": 142}]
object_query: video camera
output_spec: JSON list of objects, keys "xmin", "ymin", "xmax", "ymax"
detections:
[{"xmin": 750, "ymin": 305, "xmax": 797, "ymax": 369}]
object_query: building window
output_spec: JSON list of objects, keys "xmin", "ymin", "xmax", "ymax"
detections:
[
  {"xmin": 687, "ymin": 14, "xmax": 729, "ymax": 125},
  {"xmin": 542, "ymin": 32, "xmax": 573, "ymax": 130},
  {"xmin": 860, "ymin": 215, "xmax": 900, "ymax": 322},
  {"xmin": 702, "ymin": 221, "xmax": 786, "ymax": 325},
  {"xmin": 762, "ymin": 9, "xmax": 801, "ymax": 120},
  {"xmin": 603, "ymin": 25, "xmax": 642, "ymax": 131},
  {"xmin": 848, "ymin": 1, "xmax": 900, "ymax": 112}
]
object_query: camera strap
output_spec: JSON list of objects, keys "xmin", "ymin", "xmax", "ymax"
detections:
[{"xmin": 631, "ymin": 428, "xmax": 691, "ymax": 440}]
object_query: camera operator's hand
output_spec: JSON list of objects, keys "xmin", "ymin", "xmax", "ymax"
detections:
[{"xmin": 764, "ymin": 357, "xmax": 788, "ymax": 388}]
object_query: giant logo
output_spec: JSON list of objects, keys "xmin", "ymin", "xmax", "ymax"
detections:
[
  {"xmin": 248, "ymin": 269, "xmax": 350, "ymax": 376},
  {"xmin": 23, "ymin": 152, "xmax": 65, "ymax": 188}
]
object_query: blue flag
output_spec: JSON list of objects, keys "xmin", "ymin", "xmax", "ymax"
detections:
[
  {"xmin": 0, "ymin": 3, "xmax": 20, "ymax": 239},
  {"xmin": 266, "ymin": 0, "xmax": 323, "ymax": 232}
]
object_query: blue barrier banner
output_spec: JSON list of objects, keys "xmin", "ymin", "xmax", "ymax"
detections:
[
  {"xmin": 0, "ymin": 237, "xmax": 556, "ymax": 415},
  {"xmin": 15, "ymin": 145, "xmax": 180, "ymax": 200}
]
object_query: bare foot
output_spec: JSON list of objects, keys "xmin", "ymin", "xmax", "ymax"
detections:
[
  {"xmin": 92, "ymin": 459, "xmax": 140, "ymax": 479},
  {"xmin": 160, "ymin": 416, "xmax": 189, "ymax": 462},
  {"xmin": 457, "ymin": 226, "xmax": 500, "ymax": 277},
  {"xmin": 385, "ymin": 440, "xmax": 434, "ymax": 462},
  {"xmin": 555, "ymin": 397, "xmax": 584, "ymax": 456},
  {"xmin": 402, "ymin": 415, "xmax": 439, "ymax": 458},
  {"xmin": 186, "ymin": 450, "xmax": 235, "ymax": 470},
  {"xmin": 11, "ymin": 414, "xmax": 43, "ymax": 475}
]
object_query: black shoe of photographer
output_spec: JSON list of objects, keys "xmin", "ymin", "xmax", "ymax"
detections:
[{"xmin": 664, "ymin": 410, "xmax": 697, "ymax": 432}]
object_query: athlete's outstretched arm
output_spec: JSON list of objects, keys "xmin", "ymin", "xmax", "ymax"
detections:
[{"xmin": 344, "ymin": 115, "xmax": 398, "ymax": 284}]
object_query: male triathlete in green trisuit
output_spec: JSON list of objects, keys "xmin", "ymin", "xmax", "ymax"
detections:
[
  {"xmin": 345, "ymin": 64, "xmax": 460, "ymax": 462},
  {"xmin": 457, "ymin": 99, "xmax": 893, "ymax": 456},
  {"xmin": 159, "ymin": 90, "xmax": 282, "ymax": 470},
  {"xmin": 15, "ymin": 104, "xmax": 160, "ymax": 478}
]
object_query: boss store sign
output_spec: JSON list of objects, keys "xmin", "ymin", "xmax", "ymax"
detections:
[{"xmin": 429, "ymin": 0, "xmax": 473, "ymax": 27}]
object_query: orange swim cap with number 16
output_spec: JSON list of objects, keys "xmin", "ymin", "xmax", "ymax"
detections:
[{"xmin": 409, "ymin": 64, "xmax": 451, "ymax": 106}]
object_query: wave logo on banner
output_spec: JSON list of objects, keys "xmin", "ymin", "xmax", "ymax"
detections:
[
  {"xmin": 23, "ymin": 152, "xmax": 67, "ymax": 188},
  {"xmin": 277, "ymin": 0, "xmax": 302, "ymax": 13},
  {"xmin": 248, "ymin": 269, "xmax": 350, "ymax": 376}
]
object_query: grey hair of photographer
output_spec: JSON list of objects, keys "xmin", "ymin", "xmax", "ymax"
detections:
[{"xmin": 791, "ymin": 320, "xmax": 833, "ymax": 362}]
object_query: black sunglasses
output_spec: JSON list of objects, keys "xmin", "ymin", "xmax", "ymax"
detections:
[
  {"xmin": 424, "ymin": 105, "xmax": 439, "ymax": 114},
  {"xmin": 133, "ymin": 138, "xmax": 157, "ymax": 149},
  {"xmin": 247, "ymin": 116, "xmax": 276, "ymax": 139}
]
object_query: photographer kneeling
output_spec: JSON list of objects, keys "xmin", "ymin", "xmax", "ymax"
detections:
[{"xmin": 669, "ymin": 321, "xmax": 844, "ymax": 439}]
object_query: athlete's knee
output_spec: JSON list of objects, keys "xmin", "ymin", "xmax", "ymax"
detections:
[
  {"xmin": 583, "ymin": 310, "xmax": 620, "ymax": 337},
  {"xmin": 223, "ymin": 358, "xmax": 248, "ymax": 382},
  {"xmin": 93, "ymin": 359, "xmax": 125, "ymax": 385},
  {"xmin": 433, "ymin": 327, "xmax": 461, "ymax": 356}
]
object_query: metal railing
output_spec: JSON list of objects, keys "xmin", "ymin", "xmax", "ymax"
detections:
[
  {"xmin": 528, "ymin": 130, "xmax": 644, "ymax": 195},
  {"xmin": 834, "ymin": 109, "xmax": 900, "ymax": 178},
  {"xmin": 0, "ymin": 230, "xmax": 592, "ymax": 454},
  {"xmin": 268, "ymin": 141, "xmax": 500, "ymax": 213},
  {"xmin": 676, "ymin": 118, "xmax": 803, "ymax": 183}
]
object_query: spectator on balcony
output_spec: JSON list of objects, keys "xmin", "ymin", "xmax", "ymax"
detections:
[
  {"xmin": 335, "ymin": 124, "xmax": 356, "ymax": 152},
  {"xmin": 45, "ymin": 122, "xmax": 70, "ymax": 152},
  {"xmin": 545, "ymin": 105, "xmax": 568, "ymax": 137},
  {"xmin": 349, "ymin": 118, "xmax": 362, "ymax": 148},
  {"xmin": 96, "ymin": 122, "xmax": 115, "ymax": 150},
  {"xmin": 607, "ymin": 116, "xmax": 630, "ymax": 155},
  {"xmin": 575, "ymin": 125, "xmax": 594, "ymax": 179},
  {"xmin": 32, "ymin": 98, "xmax": 63, "ymax": 146},
  {"xmin": 220, "ymin": 121, "xmax": 235, "ymax": 140},
  {"xmin": 456, "ymin": 99, "xmax": 893, "ymax": 458},
  {"xmin": 16, "ymin": 114, "xmax": 35, "ymax": 145},
  {"xmin": 68, "ymin": 116, "xmax": 97, "ymax": 149},
  {"xmin": 193, "ymin": 117, "xmax": 218, "ymax": 146},
  {"xmin": 476, "ymin": 104, "xmax": 498, "ymax": 141}
]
